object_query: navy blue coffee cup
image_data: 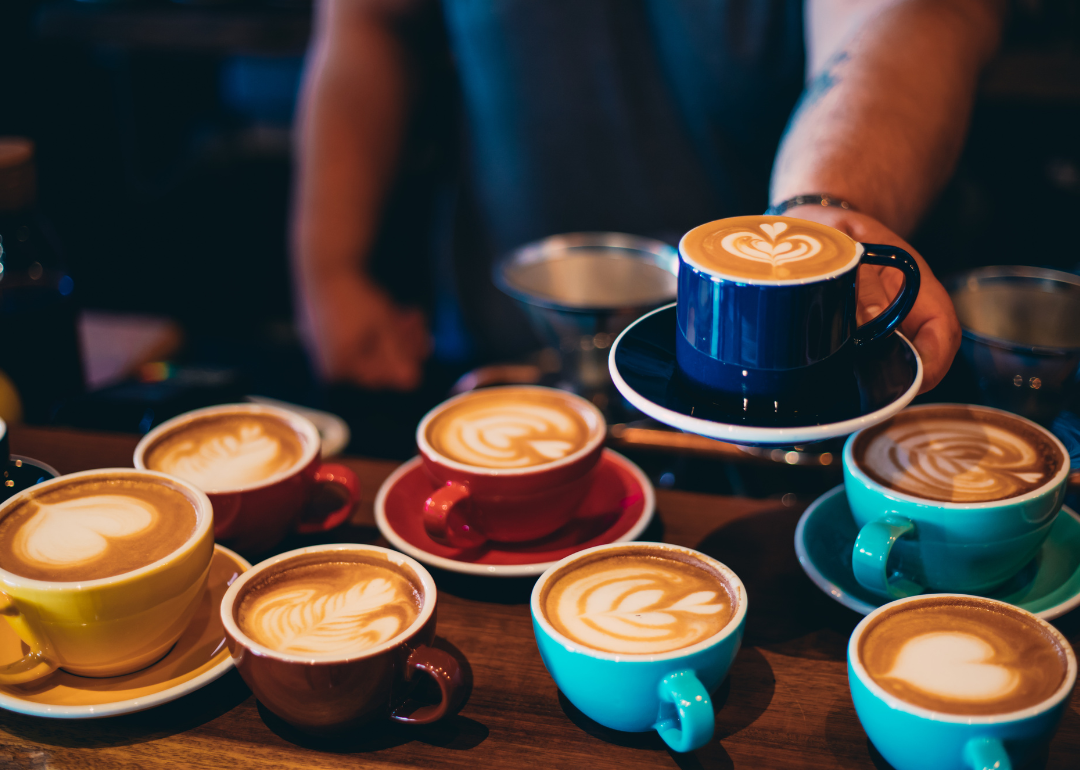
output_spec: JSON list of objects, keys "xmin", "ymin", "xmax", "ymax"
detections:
[{"xmin": 675, "ymin": 216, "xmax": 920, "ymax": 403}]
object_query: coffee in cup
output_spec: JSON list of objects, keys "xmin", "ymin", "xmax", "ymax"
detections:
[
  {"xmin": 676, "ymin": 215, "xmax": 921, "ymax": 405},
  {"xmin": 0, "ymin": 474, "xmax": 198, "ymax": 582},
  {"xmin": 531, "ymin": 542, "xmax": 746, "ymax": 753},
  {"xmin": 418, "ymin": 386, "xmax": 607, "ymax": 547},
  {"xmin": 0, "ymin": 469, "xmax": 214, "ymax": 682},
  {"xmin": 222, "ymin": 544, "xmax": 466, "ymax": 733},
  {"xmin": 541, "ymin": 546, "xmax": 735, "ymax": 655},
  {"xmin": 135, "ymin": 404, "xmax": 360, "ymax": 554},
  {"xmin": 844, "ymin": 404, "xmax": 1070, "ymax": 599},
  {"xmin": 236, "ymin": 559, "xmax": 422, "ymax": 656},
  {"xmin": 849, "ymin": 594, "xmax": 1076, "ymax": 770}
]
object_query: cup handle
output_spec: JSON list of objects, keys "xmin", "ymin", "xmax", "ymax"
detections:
[
  {"xmin": 964, "ymin": 737, "xmax": 1012, "ymax": 770},
  {"xmin": 853, "ymin": 244, "xmax": 922, "ymax": 347},
  {"xmin": 423, "ymin": 482, "xmax": 487, "ymax": 548},
  {"xmin": 653, "ymin": 669, "xmax": 714, "ymax": 753},
  {"xmin": 294, "ymin": 462, "xmax": 361, "ymax": 535},
  {"xmin": 390, "ymin": 645, "xmax": 468, "ymax": 725},
  {"xmin": 0, "ymin": 591, "xmax": 58, "ymax": 685},
  {"xmin": 852, "ymin": 515, "xmax": 924, "ymax": 600}
]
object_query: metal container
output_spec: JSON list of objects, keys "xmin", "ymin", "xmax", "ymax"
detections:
[{"xmin": 493, "ymin": 232, "xmax": 678, "ymax": 414}]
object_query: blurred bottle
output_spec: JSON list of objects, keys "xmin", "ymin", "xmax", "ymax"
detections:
[{"xmin": 0, "ymin": 138, "xmax": 83, "ymax": 423}]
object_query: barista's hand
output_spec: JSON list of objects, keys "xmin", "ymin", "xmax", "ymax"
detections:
[
  {"xmin": 783, "ymin": 205, "xmax": 960, "ymax": 394},
  {"xmin": 297, "ymin": 271, "xmax": 431, "ymax": 391}
]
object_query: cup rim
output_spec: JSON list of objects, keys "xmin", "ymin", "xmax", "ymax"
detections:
[
  {"xmin": 220, "ymin": 543, "xmax": 437, "ymax": 664},
  {"xmin": 133, "ymin": 403, "xmax": 322, "ymax": 494},
  {"xmin": 678, "ymin": 216, "xmax": 865, "ymax": 287},
  {"xmin": 530, "ymin": 541, "xmax": 748, "ymax": 662},
  {"xmin": 842, "ymin": 402, "xmax": 1072, "ymax": 510},
  {"xmin": 415, "ymin": 385, "xmax": 607, "ymax": 477},
  {"xmin": 848, "ymin": 593, "xmax": 1078, "ymax": 724},
  {"xmin": 0, "ymin": 468, "xmax": 214, "ymax": 591}
]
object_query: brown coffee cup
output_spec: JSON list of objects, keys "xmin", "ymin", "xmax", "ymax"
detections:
[{"xmin": 220, "ymin": 544, "xmax": 467, "ymax": 733}]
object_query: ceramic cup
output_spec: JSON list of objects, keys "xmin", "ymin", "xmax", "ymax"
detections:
[
  {"xmin": 844, "ymin": 404, "xmax": 1070, "ymax": 599},
  {"xmin": 134, "ymin": 404, "xmax": 360, "ymax": 554},
  {"xmin": 417, "ymin": 386, "xmax": 607, "ymax": 548},
  {"xmin": 221, "ymin": 543, "xmax": 467, "ymax": 734},
  {"xmin": 848, "ymin": 595, "xmax": 1077, "ymax": 770},
  {"xmin": 676, "ymin": 215, "xmax": 920, "ymax": 403},
  {"xmin": 0, "ymin": 468, "xmax": 215, "ymax": 682},
  {"xmin": 530, "ymin": 542, "xmax": 747, "ymax": 753}
]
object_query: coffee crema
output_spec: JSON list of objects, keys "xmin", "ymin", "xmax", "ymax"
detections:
[
  {"xmin": 425, "ymin": 388, "xmax": 596, "ymax": 470},
  {"xmin": 542, "ymin": 549, "xmax": 735, "ymax": 654},
  {"xmin": 0, "ymin": 476, "xmax": 198, "ymax": 581},
  {"xmin": 237, "ymin": 560, "xmax": 422, "ymax": 655},
  {"xmin": 860, "ymin": 597, "xmax": 1068, "ymax": 715},
  {"xmin": 854, "ymin": 406, "xmax": 1064, "ymax": 503},
  {"xmin": 682, "ymin": 216, "xmax": 857, "ymax": 281},
  {"xmin": 144, "ymin": 413, "xmax": 306, "ymax": 491}
]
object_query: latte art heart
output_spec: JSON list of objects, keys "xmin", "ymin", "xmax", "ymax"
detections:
[
  {"xmin": 16, "ymin": 495, "xmax": 156, "ymax": 567},
  {"xmin": 883, "ymin": 632, "xmax": 1018, "ymax": 701},
  {"xmin": 684, "ymin": 216, "xmax": 856, "ymax": 281},
  {"xmin": 544, "ymin": 554, "xmax": 735, "ymax": 654},
  {"xmin": 238, "ymin": 561, "xmax": 422, "ymax": 656}
]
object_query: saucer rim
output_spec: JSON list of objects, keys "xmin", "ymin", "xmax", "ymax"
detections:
[
  {"xmin": 374, "ymin": 449, "xmax": 656, "ymax": 577},
  {"xmin": 608, "ymin": 303, "xmax": 924, "ymax": 445},
  {"xmin": 0, "ymin": 544, "xmax": 250, "ymax": 719},
  {"xmin": 794, "ymin": 485, "xmax": 1080, "ymax": 620}
]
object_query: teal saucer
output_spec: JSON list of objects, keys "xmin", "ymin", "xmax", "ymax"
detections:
[{"xmin": 795, "ymin": 485, "xmax": 1080, "ymax": 620}]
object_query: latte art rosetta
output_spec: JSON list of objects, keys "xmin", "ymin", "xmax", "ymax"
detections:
[
  {"xmin": 544, "ymin": 556, "xmax": 733, "ymax": 654},
  {"xmin": 238, "ymin": 562, "xmax": 421, "ymax": 655},
  {"xmin": 426, "ymin": 391, "xmax": 595, "ymax": 469},
  {"xmin": 859, "ymin": 416, "xmax": 1058, "ymax": 503}
]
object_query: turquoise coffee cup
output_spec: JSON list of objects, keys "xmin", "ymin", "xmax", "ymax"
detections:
[
  {"xmin": 843, "ymin": 404, "xmax": 1070, "ymax": 599},
  {"xmin": 530, "ymin": 542, "xmax": 747, "ymax": 753},
  {"xmin": 848, "ymin": 594, "xmax": 1077, "ymax": 770}
]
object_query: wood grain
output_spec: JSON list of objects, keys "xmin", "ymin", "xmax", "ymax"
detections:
[{"xmin": 1, "ymin": 426, "xmax": 1078, "ymax": 769}]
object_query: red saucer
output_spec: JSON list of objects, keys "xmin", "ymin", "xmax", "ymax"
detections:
[{"xmin": 374, "ymin": 450, "xmax": 655, "ymax": 577}]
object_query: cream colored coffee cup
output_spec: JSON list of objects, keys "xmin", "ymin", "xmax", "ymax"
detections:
[{"xmin": 0, "ymin": 469, "xmax": 215, "ymax": 682}]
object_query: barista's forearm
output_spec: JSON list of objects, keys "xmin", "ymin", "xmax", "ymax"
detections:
[
  {"xmin": 290, "ymin": 0, "xmax": 414, "ymax": 285},
  {"xmin": 770, "ymin": 0, "xmax": 1004, "ymax": 236}
]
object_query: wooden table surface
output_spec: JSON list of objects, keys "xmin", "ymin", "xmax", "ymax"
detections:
[{"xmin": 3, "ymin": 425, "xmax": 1079, "ymax": 769}]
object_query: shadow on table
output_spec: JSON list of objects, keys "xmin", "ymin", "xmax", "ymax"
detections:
[
  {"xmin": 258, "ymin": 637, "xmax": 488, "ymax": 754},
  {"xmin": 694, "ymin": 505, "xmax": 862, "ymax": 657},
  {"xmin": 0, "ymin": 669, "xmax": 252, "ymax": 749},
  {"xmin": 555, "ymin": 646, "xmax": 774, "ymax": 769}
]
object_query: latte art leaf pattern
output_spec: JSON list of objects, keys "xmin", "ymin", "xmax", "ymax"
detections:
[
  {"xmin": 155, "ymin": 424, "xmax": 294, "ymax": 490},
  {"xmin": 861, "ymin": 419, "xmax": 1052, "ymax": 503},
  {"xmin": 548, "ymin": 563, "xmax": 732, "ymax": 654},
  {"xmin": 719, "ymin": 222, "xmax": 822, "ymax": 267},
  {"xmin": 432, "ymin": 403, "xmax": 588, "ymax": 469},
  {"xmin": 16, "ymin": 495, "xmax": 156, "ymax": 567}
]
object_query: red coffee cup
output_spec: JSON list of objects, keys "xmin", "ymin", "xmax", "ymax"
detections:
[
  {"xmin": 134, "ymin": 404, "xmax": 359, "ymax": 554},
  {"xmin": 220, "ymin": 544, "xmax": 467, "ymax": 733},
  {"xmin": 416, "ymin": 386, "xmax": 607, "ymax": 548}
]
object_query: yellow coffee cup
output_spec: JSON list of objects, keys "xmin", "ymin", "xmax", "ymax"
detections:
[{"xmin": 0, "ymin": 469, "xmax": 214, "ymax": 682}]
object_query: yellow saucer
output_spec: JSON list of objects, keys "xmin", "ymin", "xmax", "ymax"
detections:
[{"xmin": 0, "ymin": 545, "xmax": 250, "ymax": 719}]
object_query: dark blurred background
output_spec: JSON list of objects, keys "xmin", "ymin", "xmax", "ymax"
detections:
[{"xmin": 0, "ymin": 0, "xmax": 1077, "ymax": 487}]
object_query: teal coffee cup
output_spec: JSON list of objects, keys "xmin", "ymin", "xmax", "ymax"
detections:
[
  {"xmin": 843, "ymin": 404, "xmax": 1070, "ymax": 599},
  {"xmin": 849, "ymin": 594, "xmax": 1076, "ymax": 770},
  {"xmin": 530, "ymin": 542, "xmax": 746, "ymax": 753}
]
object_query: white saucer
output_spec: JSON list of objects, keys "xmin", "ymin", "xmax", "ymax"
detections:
[{"xmin": 245, "ymin": 396, "xmax": 351, "ymax": 457}]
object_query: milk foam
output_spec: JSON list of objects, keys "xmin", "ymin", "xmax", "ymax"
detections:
[
  {"xmin": 718, "ymin": 221, "xmax": 822, "ymax": 268},
  {"xmin": 546, "ymin": 560, "xmax": 731, "ymax": 654},
  {"xmin": 15, "ymin": 495, "xmax": 156, "ymax": 567},
  {"xmin": 860, "ymin": 416, "xmax": 1053, "ymax": 502},
  {"xmin": 883, "ymin": 632, "xmax": 1019, "ymax": 701},
  {"xmin": 240, "ymin": 563, "xmax": 421, "ymax": 655},
  {"xmin": 153, "ymin": 423, "xmax": 296, "ymax": 490},
  {"xmin": 430, "ymin": 399, "xmax": 590, "ymax": 469}
]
